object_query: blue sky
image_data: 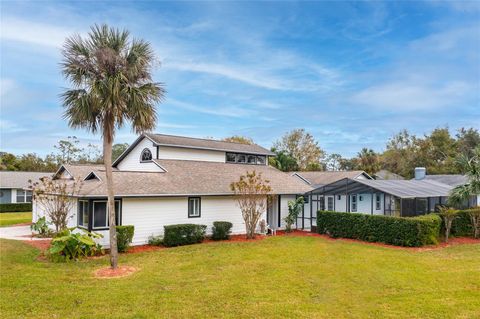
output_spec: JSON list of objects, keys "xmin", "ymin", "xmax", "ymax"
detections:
[{"xmin": 1, "ymin": 1, "xmax": 479, "ymax": 157}]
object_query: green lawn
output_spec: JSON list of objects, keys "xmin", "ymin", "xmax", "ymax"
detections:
[
  {"xmin": 0, "ymin": 236, "xmax": 479, "ymax": 319},
  {"xmin": 0, "ymin": 212, "xmax": 32, "ymax": 227}
]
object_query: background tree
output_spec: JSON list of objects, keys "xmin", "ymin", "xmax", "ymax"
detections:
[
  {"xmin": 230, "ymin": 171, "xmax": 271, "ymax": 239},
  {"xmin": 30, "ymin": 177, "xmax": 82, "ymax": 232},
  {"xmin": 54, "ymin": 136, "xmax": 82, "ymax": 164},
  {"xmin": 339, "ymin": 157, "xmax": 359, "ymax": 171},
  {"xmin": 269, "ymin": 148, "xmax": 299, "ymax": 172},
  {"xmin": 356, "ymin": 148, "xmax": 380, "ymax": 176},
  {"xmin": 324, "ymin": 153, "xmax": 343, "ymax": 171},
  {"xmin": 61, "ymin": 24, "xmax": 164, "ymax": 269},
  {"xmin": 222, "ymin": 135, "xmax": 254, "ymax": 145},
  {"xmin": 456, "ymin": 128, "xmax": 480, "ymax": 158},
  {"xmin": 273, "ymin": 129, "xmax": 324, "ymax": 171},
  {"xmin": 112, "ymin": 143, "xmax": 129, "ymax": 162},
  {"xmin": 0, "ymin": 152, "xmax": 19, "ymax": 170}
]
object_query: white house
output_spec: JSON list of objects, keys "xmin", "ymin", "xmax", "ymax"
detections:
[
  {"xmin": 0, "ymin": 171, "xmax": 52, "ymax": 204},
  {"xmin": 33, "ymin": 133, "xmax": 312, "ymax": 246}
]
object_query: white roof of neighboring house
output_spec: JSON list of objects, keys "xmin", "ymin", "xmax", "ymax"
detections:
[
  {"xmin": 57, "ymin": 161, "xmax": 313, "ymax": 197},
  {"xmin": 0, "ymin": 171, "xmax": 53, "ymax": 189},
  {"xmin": 292, "ymin": 170, "xmax": 371, "ymax": 188}
]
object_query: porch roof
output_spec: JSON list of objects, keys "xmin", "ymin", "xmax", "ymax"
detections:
[{"xmin": 309, "ymin": 178, "xmax": 453, "ymax": 199}]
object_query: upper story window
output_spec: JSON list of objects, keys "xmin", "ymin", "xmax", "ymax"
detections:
[
  {"xmin": 140, "ymin": 148, "xmax": 153, "ymax": 162},
  {"xmin": 226, "ymin": 152, "xmax": 266, "ymax": 165}
]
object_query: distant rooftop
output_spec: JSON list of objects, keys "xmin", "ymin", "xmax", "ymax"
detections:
[
  {"xmin": 292, "ymin": 170, "xmax": 371, "ymax": 187},
  {"xmin": 0, "ymin": 171, "xmax": 53, "ymax": 189},
  {"xmin": 421, "ymin": 175, "xmax": 468, "ymax": 187},
  {"xmin": 145, "ymin": 133, "xmax": 275, "ymax": 156}
]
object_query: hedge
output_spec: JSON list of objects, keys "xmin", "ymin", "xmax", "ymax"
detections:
[
  {"xmin": 116, "ymin": 225, "xmax": 134, "ymax": 252},
  {"xmin": 317, "ymin": 211, "xmax": 442, "ymax": 247},
  {"xmin": 211, "ymin": 221, "xmax": 233, "ymax": 240},
  {"xmin": 450, "ymin": 210, "xmax": 474, "ymax": 237},
  {"xmin": 163, "ymin": 224, "xmax": 207, "ymax": 247},
  {"xmin": 0, "ymin": 203, "xmax": 32, "ymax": 213}
]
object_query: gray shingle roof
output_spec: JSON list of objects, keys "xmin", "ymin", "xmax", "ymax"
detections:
[
  {"xmin": 0, "ymin": 171, "xmax": 53, "ymax": 189},
  {"xmin": 292, "ymin": 170, "xmax": 370, "ymax": 187},
  {"xmin": 374, "ymin": 170, "xmax": 405, "ymax": 180},
  {"xmin": 145, "ymin": 133, "xmax": 275, "ymax": 156},
  {"xmin": 421, "ymin": 175, "xmax": 468, "ymax": 187},
  {"xmin": 63, "ymin": 161, "xmax": 312, "ymax": 197}
]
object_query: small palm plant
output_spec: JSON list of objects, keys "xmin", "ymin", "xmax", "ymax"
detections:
[
  {"xmin": 284, "ymin": 196, "xmax": 305, "ymax": 232},
  {"xmin": 439, "ymin": 207, "xmax": 458, "ymax": 243},
  {"xmin": 61, "ymin": 24, "xmax": 165, "ymax": 269}
]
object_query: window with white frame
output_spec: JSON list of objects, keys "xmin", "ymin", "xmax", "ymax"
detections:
[
  {"xmin": 92, "ymin": 200, "xmax": 121, "ymax": 229},
  {"xmin": 16, "ymin": 189, "xmax": 32, "ymax": 203},
  {"xmin": 351, "ymin": 195, "xmax": 357, "ymax": 212},
  {"xmin": 327, "ymin": 197, "xmax": 334, "ymax": 211},
  {"xmin": 188, "ymin": 197, "xmax": 201, "ymax": 218},
  {"xmin": 376, "ymin": 194, "xmax": 381, "ymax": 210},
  {"xmin": 225, "ymin": 152, "xmax": 266, "ymax": 165},
  {"xmin": 78, "ymin": 200, "xmax": 89, "ymax": 228}
]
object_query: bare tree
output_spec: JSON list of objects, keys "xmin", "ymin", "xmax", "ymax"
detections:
[
  {"xmin": 230, "ymin": 171, "xmax": 272, "ymax": 239},
  {"xmin": 30, "ymin": 177, "xmax": 82, "ymax": 232}
]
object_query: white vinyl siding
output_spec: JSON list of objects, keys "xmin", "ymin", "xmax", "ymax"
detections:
[
  {"xmin": 117, "ymin": 137, "xmax": 163, "ymax": 172},
  {"xmin": 157, "ymin": 146, "xmax": 225, "ymax": 162}
]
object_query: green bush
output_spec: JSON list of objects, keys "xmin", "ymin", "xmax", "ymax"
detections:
[
  {"xmin": 148, "ymin": 234, "xmax": 163, "ymax": 246},
  {"xmin": 30, "ymin": 217, "xmax": 53, "ymax": 238},
  {"xmin": 0, "ymin": 203, "xmax": 32, "ymax": 213},
  {"xmin": 450, "ymin": 210, "xmax": 474, "ymax": 237},
  {"xmin": 48, "ymin": 227, "xmax": 103, "ymax": 262},
  {"xmin": 116, "ymin": 225, "xmax": 134, "ymax": 252},
  {"xmin": 211, "ymin": 221, "xmax": 233, "ymax": 240},
  {"xmin": 317, "ymin": 211, "xmax": 442, "ymax": 247},
  {"xmin": 163, "ymin": 224, "xmax": 207, "ymax": 247}
]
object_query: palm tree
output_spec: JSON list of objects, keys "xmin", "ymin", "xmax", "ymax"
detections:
[
  {"xmin": 448, "ymin": 147, "xmax": 480, "ymax": 208},
  {"xmin": 61, "ymin": 24, "xmax": 165, "ymax": 269}
]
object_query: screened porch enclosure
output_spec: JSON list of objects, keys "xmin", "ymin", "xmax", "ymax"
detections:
[{"xmin": 302, "ymin": 178, "xmax": 454, "ymax": 222}]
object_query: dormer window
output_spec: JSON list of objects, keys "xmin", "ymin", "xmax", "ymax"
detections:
[
  {"xmin": 140, "ymin": 148, "xmax": 153, "ymax": 162},
  {"xmin": 225, "ymin": 152, "xmax": 266, "ymax": 165}
]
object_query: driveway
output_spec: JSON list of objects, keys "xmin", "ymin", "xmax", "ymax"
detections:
[{"xmin": 0, "ymin": 225, "xmax": 47, "ymax": 241}]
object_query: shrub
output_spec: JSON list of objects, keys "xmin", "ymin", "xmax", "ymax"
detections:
[
  {"xmin": 212, "ymin": 221, "xmax": 233, "ymax": 240},
  {"xmin": 450, "ymin": 210, "xmax": 474, "ymax": 237},
  {"xmin": 116, "ymin": 225, "xmax": 134, "ymax": 252},
  {"xmin": 30, "ymin": 216, "xmax": 53, "ymax": 238},
  {"xmin": 148, "ymin": 235, "xmax": 163, "ymax": 246},
  {"xmin": 0, "ymin": 203, "xmax": 32, "ymax": 213},
  {"xmin": 317, "ymin": 211, "xmax": 442, "ymax": 247},
  {"xmin": 48, "ymin": 227, "xmax": 103, "ymax": 262},
  {"xmin": 163, "ymin": 224, "xmax": 207, "ymax": 247}
]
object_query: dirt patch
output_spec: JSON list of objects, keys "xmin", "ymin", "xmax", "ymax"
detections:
[
  {"xmin": 22, "ymin": 239, "xmax": 51, "ymax": 251},
  {"xmin": 94, "ymin": 266, "xmax": 138, "ymax": 279}
]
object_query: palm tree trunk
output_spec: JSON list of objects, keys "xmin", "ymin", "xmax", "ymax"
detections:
[{"xmin": 103, "ymin": 138, "xmax": 118, "ymax": 269}]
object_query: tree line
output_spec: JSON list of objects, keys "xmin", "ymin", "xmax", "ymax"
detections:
[
  {"xmin": 0, "ymin": 136, "xmax": 129, "ymax": 172},
  {"xmin": 2, "ymin": 127, "xmax": 478, "ymax": 178}
]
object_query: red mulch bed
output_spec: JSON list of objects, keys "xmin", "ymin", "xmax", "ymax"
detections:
[
  {"xmin": 125, "ymin": 245, "xmax": 165, "ymax": 254},
  {"xmin": 94, "ymin": 266, "xmax": 137, "ymax": 278}
]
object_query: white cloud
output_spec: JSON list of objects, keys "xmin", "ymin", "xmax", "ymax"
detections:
[
  {"xmin": 351, "ymin": 80, "xmax": 474, "ymax": 111},
  {"xmin": 167, "ymin": 98, "xmax": 254, "ymax": 118},
  {"xmin": 0, "ymin": 17, "xmax": 73, "ymax": 48}
]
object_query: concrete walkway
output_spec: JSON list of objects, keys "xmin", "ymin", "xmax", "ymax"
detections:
[{"xmin": 0, "ymin": 225, "xmax": 48, "ymax": 241}]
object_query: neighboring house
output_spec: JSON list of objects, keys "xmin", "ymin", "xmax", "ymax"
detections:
[
  {"xmin": 33, "ymin": 134, "xmax": 312, "ymax": 246},
  {"xmin": 0, "ymin": 171, "xmax": 52, "ymax": 204},
  {"xmin": 291, "ymin": 170, "xmax": 373, "ymax": 230},
  {"xmin": 373, "ymin": 170, "xmax": 405, "ymax": 180}
]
